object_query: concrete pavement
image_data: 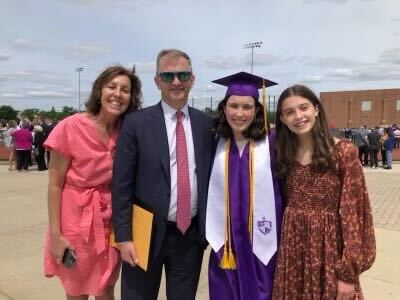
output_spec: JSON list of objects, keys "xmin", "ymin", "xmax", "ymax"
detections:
[{"xmin": 0, "ymin": 164, "xmax": 399, "ymax": 299}]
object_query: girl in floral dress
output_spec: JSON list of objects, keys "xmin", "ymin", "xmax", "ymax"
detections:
[{"xmin": 272, "ymin": 85, "xmax": 376, "ymax": 300}]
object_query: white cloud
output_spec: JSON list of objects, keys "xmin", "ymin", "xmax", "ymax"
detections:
[
  {"xmin": 245, "ymin": 53, "xmax": 284, "ymax": 65},
  {"xmin": 204, "ymin": 52, "xmax": 285, "ymax": 70},
  {"xmin": 128, "ymin": 62, "xmax": 156, "ymax": 74},
  {"xmin": 304, "ymin": 0, "xmax": 374, "ymax": 3},
  {"xmin": 62, "ymin": 0, "xmax": 133, "ymax": 5},
  {"xmin": 1, "ymin": 93, "xmax": 24, "ymax": 98},
  {"xmin": 0, "ymin": 70, "xmax": 71, "ymax": 87},
  {"xmin": 62, "ymin": 43, "xmax": 111, "ymax": 61},
  {"xmin": 301, "ymin": 75, "xmax": 324, "ymax": 83},
  {"xmin": 27, "ymin": 91, "xmax": 71, "ymax": 98},
  {"xmin": 303, "ymin": 0, "xmax": 347, "ymax": 4},
  {"xmin": 378, "ymin": 47, "xmax": 400, "ymax": 64},
  {"xmin": 203, "ymin": 56, "xmax": 243, "ymax": 69},
  {"xmin": 10, "ymin": 38, "xmax": 36, "ymax": 50},
  {"xmin": 0, "ymin": 51, "xmax": 10, "ymax": 61},
  {"xmin": 304, "ymin": 56, "xmax": 366, "ymax": 67}
]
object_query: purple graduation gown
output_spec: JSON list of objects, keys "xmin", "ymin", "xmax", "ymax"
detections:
[{"xmin": 208, "ymin": 133, "xmax": 282, "ymax": 300}]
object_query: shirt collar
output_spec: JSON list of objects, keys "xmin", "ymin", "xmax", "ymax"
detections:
[{"xmin": 161, "ymin": 100, "xmax": 189, "ymax": 121}]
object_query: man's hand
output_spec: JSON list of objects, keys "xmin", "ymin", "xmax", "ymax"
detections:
[
  {"xmin": 336, "ymin": 280, "xmax": 355, "ymax": 300},
  {"xmin": 118, "ymin": 241, "xmax": 139, "ymax": 267}
]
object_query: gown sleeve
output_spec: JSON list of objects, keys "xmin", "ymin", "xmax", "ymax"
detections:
[{"xmin": 335, "ymin": 141, "xmax": 376, "ymax": 283}]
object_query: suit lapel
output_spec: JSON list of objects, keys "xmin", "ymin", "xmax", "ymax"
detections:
[
  {"xmin": 150, "ymin": 102, "xmax": 171, "ymax": 187},
  {"xmin": 189, "ymin": 108, "xmax": 204, "ymax": 189}
]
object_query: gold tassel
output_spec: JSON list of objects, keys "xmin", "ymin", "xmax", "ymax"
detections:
[
  {"xmin": 219, "ymin": 246, "xmax": 237, "ymax": 270},
  {"xmin": 261, "ymin": 79, "xmax": 268, "ymax": 133},
  {"xmin": 227, "ymin": 248, "xmax": 237, "ymax": 269},
  {"xmin": 219, "ymin": 246, "xmax": 230, "ymax": 269}
]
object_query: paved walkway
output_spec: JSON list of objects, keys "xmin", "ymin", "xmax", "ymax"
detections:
[{"xmin": 0, "ymin": 164, "xmax": 399, "ymax": 299}]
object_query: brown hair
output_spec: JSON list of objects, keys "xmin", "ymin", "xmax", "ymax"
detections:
[
  {"xmin": 275, "ymin": 85, "xmax": 335, "ymax": 178},
  {"xmin": 156, "ymin": 49, "xmax": 192, "ymax": 74},
  {"xmin": 8, "ymin": 120, "xmax": 17, "ymax": 128},
  {"xmin": 85, "ymin": 65, "xmax": 142, "ymax": 115},
  {"xmin": 213, "ymin": 95, "xmax": 268, "ymax": 141}
]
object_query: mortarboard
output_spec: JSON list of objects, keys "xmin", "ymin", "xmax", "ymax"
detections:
[{"xmin": 212, "ymin": 71, "xmax": 277, "ymax": 100}]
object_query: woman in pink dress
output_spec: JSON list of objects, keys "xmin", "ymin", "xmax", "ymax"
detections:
[{"xmin": 44, "ymin": 66, "xmax": 142, "ymax": 299}]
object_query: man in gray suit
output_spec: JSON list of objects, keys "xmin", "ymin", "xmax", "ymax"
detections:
[
  {"xmin": 112, "ymin": 49, "xmax": 214, "ymax": 300},
  {"xmin": 354, "ymin": 125, "xmax": 369, "ymax": 166}
]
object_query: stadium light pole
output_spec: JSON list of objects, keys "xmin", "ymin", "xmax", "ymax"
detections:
[
  {"xmin": 243, "ymin": 41, "xmax": 263, "ymax": 74},
  {"xmin": 75, "ymin": 67, "xmax": 84, "ymax": 112}
]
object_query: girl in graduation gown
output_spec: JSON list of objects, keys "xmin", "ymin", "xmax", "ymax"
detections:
[{"xmin": 206, "ymin": 72, "xmax": 283, "ymax": 300}]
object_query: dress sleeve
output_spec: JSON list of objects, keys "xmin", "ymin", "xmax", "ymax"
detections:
[
  {"xmin": 43, "ymin": 118, "xmax": 71, "ymax": 158},
  {"xmin": 335, "ymin": 141, "xmax": 376, "ymax": 283}
]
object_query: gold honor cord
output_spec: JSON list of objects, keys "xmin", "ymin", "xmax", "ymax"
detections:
[
  {"xmin": 219, "ymin": 139, "xmax": 255, "ymax": 270},
  {"xmin": 262, "ymin": 79, "xmax": 268, "ymax": 133},
  {"xmin": 248, "ymin": 139, "xmax": 254, "ymax": 244},
  {"xmin": 219, "ymin": 139, "xmax": 236, "ymax": 270}
]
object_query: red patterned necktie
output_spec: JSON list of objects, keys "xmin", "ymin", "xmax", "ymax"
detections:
[{"xmin": 176, "ymin": 111, "xmax": 191, "ymax": 234}]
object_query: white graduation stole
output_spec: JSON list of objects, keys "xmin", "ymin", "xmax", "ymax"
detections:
[{"xmin": 206, "ymin": 136, "xmax": 277, "ymax": 266}]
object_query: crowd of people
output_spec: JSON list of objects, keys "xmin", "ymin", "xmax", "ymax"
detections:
[
  {"xmin": 338, "ymin": 124, "xmax": 399, "ymax": 170},
  {"xmin": 2, "ymin": 48, "xmax": 382, "ymax": 299},
  {"xmin": 1, "ymin": 117, "xmax": 57, "ymax": 172}
]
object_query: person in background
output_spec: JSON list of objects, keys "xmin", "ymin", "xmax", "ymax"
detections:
[
  {"xmin": 367, "ymin": 126, "xmax": 381, "ymax": 169},
  {"xmin": 43, "ymin": 117, "xmax": 56, "ymax": 166},
  {"xmin": 4, "ymin": 120, "xmax": 18, "ymax": 171},
  {"xmin": 206, "ymin": 72, "xmax": 282, "ymax": 300},
  {"xmin": 33, "ymin": 125, "xmax": 47, "ymax": 171},
  {"xmin": 272, "ymin": 85, "xmax": 375, "ymax": 299},
  {"xmin": 382, "ymin": 127, "xmax": 395, "ymax": 170},
  {"xmin": 43, "ymin": 65, "xmax": 142, "ymax": 300},
  {"xmin": 393, "ymin": 125, "xmax": 400, "ymax": 149},
  {"xmin": 11, "ymin": 120, "xmax": 32, "ymax": 172},
  {"xmin": 353, "ymin": 125, "xmax": 369, "ymax": 166}
]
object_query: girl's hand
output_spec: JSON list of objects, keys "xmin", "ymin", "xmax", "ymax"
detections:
[{"xmin": 336, "ymin": 280, "xmax": 355, "ymax": 300}]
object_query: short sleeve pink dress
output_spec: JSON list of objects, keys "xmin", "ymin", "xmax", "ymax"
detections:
[{"xmin": 43, "ymin": 113, "xmax": 121, "ymax": 296}]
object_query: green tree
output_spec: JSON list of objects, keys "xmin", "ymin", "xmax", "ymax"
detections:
[
  {"xmin": 0, "ymin": 105, "xmax": 18, "ymax": 120},
  {"xmin": 20, "ymin": 108, "xmax": 41, "ymax": 120},
  {"xmin": 58, "ymin": 106, "xmax": 77, "ymax": 119},
  {"xmin": 48, "ymin": 106, "xmax": 57, "ymax": 120}
]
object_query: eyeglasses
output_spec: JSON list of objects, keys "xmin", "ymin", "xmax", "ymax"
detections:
[{"xmin": 158, "ymin": 71, "xmax": 192, "ymax": 83}]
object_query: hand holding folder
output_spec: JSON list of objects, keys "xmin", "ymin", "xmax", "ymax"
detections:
[{"xmin": 110, "ymin": 204, "xmax": 153, "ymax": 271}]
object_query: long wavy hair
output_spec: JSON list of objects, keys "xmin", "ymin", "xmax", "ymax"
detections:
[
  {"xmin": 275, "ymin": 85, "xmax": 335, "ymax": 178},
  {"xmin": 85, "ymin": 65, "xmax": 142, "ymax": 115},
  {"xmin": 213, "ymin": 95, "xmax": 269, "ymax": 141}
]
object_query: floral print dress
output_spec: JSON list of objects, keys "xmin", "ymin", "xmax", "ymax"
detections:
[{"xmin": 272, "ymin": 140, "xmax": 376, "ymax": 299}]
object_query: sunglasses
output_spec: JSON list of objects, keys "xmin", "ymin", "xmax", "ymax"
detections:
[{"xmin": 158, "ymin": 71, "xmax": 192, "ymax": 83}]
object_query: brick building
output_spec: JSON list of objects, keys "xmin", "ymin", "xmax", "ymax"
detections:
[{"xmin": 320, "ymin": 88, "xmax": 400, "ymax": 128}]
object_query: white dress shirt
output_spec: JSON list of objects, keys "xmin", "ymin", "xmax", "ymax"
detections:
[{"xmin": 161, "ymin": 100, "xmax": 198, "ymax": 221}]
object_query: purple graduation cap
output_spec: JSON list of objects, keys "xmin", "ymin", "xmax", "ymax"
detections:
[{"xmin": 212, "ymin": 71, "xmax": 278, "ymax": 100}]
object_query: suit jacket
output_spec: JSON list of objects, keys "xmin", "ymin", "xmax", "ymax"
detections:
[
  {"xmin": 43, "ymin": 122, "xmax": 56, "ymax": 141},
  {"xmin": 367, "ymin": 131, "xmax": 381, "ymax": 150},
  {"xmin": 112, "ymin": 102, "xmax": 214, "ymax": 264}
]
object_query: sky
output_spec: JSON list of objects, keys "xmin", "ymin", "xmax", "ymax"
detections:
[{"xmin": 0, "ymin": 0, "xmax": 399, "ymax": 111}]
